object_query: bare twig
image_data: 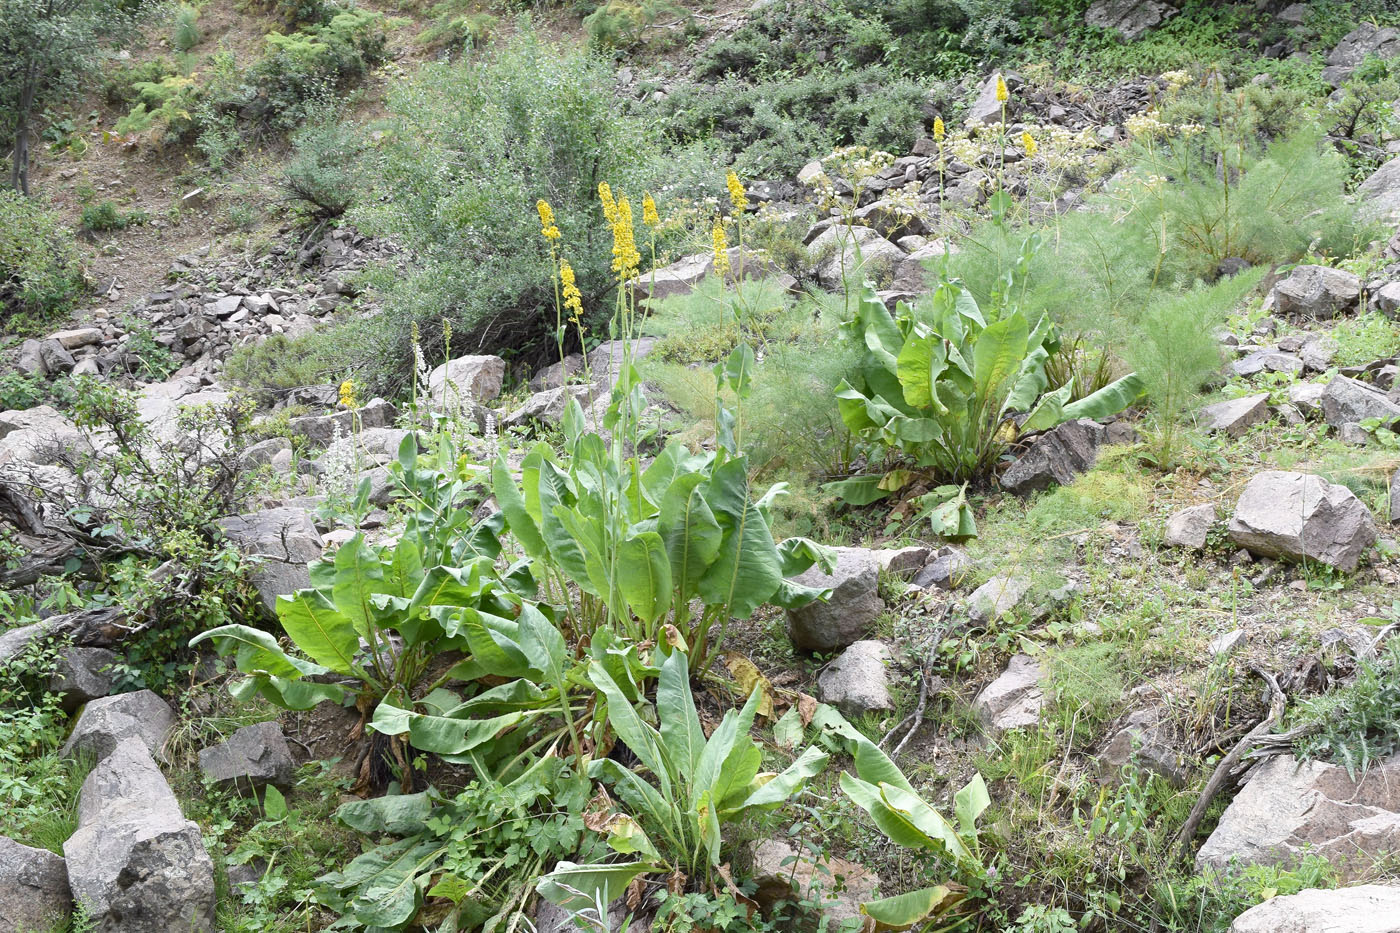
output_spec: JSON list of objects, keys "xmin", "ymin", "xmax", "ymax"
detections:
[{"xmin": 1172, "ymin": 666, "xmax": 1286, "ymax": 860}]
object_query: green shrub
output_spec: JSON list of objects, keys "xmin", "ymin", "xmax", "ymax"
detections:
[
  {"xmin": 417, "ymin": 0, "xmax": 494, "ymax": 50},
  {"xmin": 101, "ymin": 56, "xmax": 177, "ymax": 106},
  {"xmin": 172, "ymin": 3, "xmax": 201, "ymax": 51},
  {"xmin": 344, "ymin": 26, "xmax": 709, "ymax": 395},
  {"xmin": 248, "ymin": 10, "xmax": 387, "ymax": 131},
  {"xmin": 657, "ymin": 66, "xmax": 927, "ymax": 177},
  {"xmin": 1333, "ymin": 312, "xmax": 1400, "ymax": 367},
  {"xmin": 0, "ymin": 190, "xmax": 86, "ymax": 332},
  {"xmin": 80, "ymin": 200, "xmax": 147, "ymax": 231},
  {"xmin": 584, "ymin": 0, "xmax": 686, "ymax": 48},
  {"xmin": 281, "ymin": 97, "xmax": 363, "ymax": 218},
  {"xmin": 113, "ymin": 73, "xmax": 200, "ymax": 144},
  {"xmin": 1291, "ymin": 640, "xmax": 1400, "ymax": 779}
]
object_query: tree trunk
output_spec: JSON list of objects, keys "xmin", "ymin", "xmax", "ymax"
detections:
[{"xmin": 11, "ymin": 62, "xmax": 38, "ymax": 195}]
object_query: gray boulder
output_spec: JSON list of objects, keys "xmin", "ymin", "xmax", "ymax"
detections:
[
  {"xmin": 287, "ymin": 398, "xmax": 397, "ymax": 448},
  {"xmin": 1085, "ymin": 0, "xmax": 1176, "ymax": 39},
  {"xmin": 216, "ymin": 507, "xmax": 324, "ymax": 612},
  {"xmin": 198, "ymin": 721, "xmax": 295, "ymax": 794},
  {"xmin": 747, "ymin": 839, "xmax": 878, "ymax": 932},
  {"xmin": 810, "ymin": 225, "xmax": 906, "ymax": 290},
  {"xmin": 1000, "ymin": 419, "xmax": 1104, "ymax": 494},
  {"xmin": 1288, "ymin": 382, "xmax": 1326, "ymax": 416},
  {"xmin": 1228, "ymin": 471, "xmax": 1376, "ymax": 572},
  {"xmin": 1199, "ymin": 394, "xmax": 1270, "ymax": 437},
  {"xmin": 1100, "ymin": 706, "xmax": 1187, "ymax": 787},
  {"xmin": 817, "ymin": 641, "xmax": 894, "ymax": 716},
  {"xmin": 967, "ymin": 73, "xmax": 1009, "ymax": 125},
  {"xmin": 1231, "ymin": 348, "xmax": 1301, "ymax": 378},
  {"xmin": 1271, "ymin": 265, "xmax": 1361, "ymax": 319},
  {"xmin": 1319, "ymin": 375, "xmax": 1400, "ymax": 429},
  {"xmin": 1197, "ymin": 753, "xmax": 1400, "ymax": 881},
  {"xmin": 39, "ymin": 339, "xmax": 75, "ymax": 375},
  {"xmin": 1359, "ymin": 156, "xmax": 1400, "ymax": 222},
  {"xmin": 427, "ymin": 354, "xmax": 506, "ymax": 406},
  {"xmin": 51, "ymin": 647, "xmax": 117, "ymax": 712},
  {"xmin": 62, "ymin": 690, "xmax": 176, "ymax": 762},
  {"xmin": 973, "ymin": 654, "xmax": 1047, "ymax": 733},
  {"xmin": 502, "ymin": 384, "xmax": 596, "ymax": 430},
  {"xmin": 1228, "ymin": 885, "xmax": 1400, "ymax": 933},
  {"xmin": 16, "ymin": 339, "xmax": 47, "ymax": 376},
  {"xmin": 1323, "ymin": 23, "xmax": 1400, "ymax": 86},
  {"xmin": 0, "ymin": 835, "xmax": 72, "ymax": 933},
  {"xmin": 913, "ymin": 549, "xmax": 974, "ymax": 590},
  {"xmin": 625, "ymin": 253, "xmax": 710, "ymax": 302},
  {"xmin": 967, "ymin": 574, "xmax": 1031, "ymax": 624},
  {"xmin": 64, "ymin": 738, "xmax": 216, "ymax": 933},
  {"xmin": 786, "ymin": 548, "xmax": 883, "ymax": 654},
  {"xmin": 1164, "ymin": 504, "xmax": 1217, "ymax": 550}
]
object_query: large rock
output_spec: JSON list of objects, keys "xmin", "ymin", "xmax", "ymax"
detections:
[
  {"xmin": 625, "ymin": 253, "xmax": 710, "ymax": 302},
  {"xmin": 0, "ymin": 405, "xmax": 91, "ymax": 465},
  {"xmin": 1199, "ymin": 394, "xmax": 1270, "ymax": 437},
  {"xmin": 786, "ymin": 548, "xmax": 883, "ymax": 654},
  {"xmin": 1100, "ymin": 706, "xmax": 1186, "ymax": 786},
  {"xmin": 817, "ymin": 640, "xmax": 894, "ymax": 716},
  {"xmin": 1000, "ymin": 419, "xmax": 1105, "ymax": 494},
  {"xmin": 51, "ymin": 646, "xmax": 117, "ymax": 712},
  {"xmin": 61, "ymin": 690, "xmax": 176, "ymax": 762},
  {"xmin": 427, "ymin": 354, "xmax": 506, "ymax": 406},
  {"xmin": 1085, "ymin": 0, "xmax": 1176, "ymax": 39},
  {"xmin": 1197, "ymin": 753, "xmax": 1400, "ymax": 880},
  {"xmin": 286, "ymin": 398, "xmax": 397, "ymax": 448},
  {"xmin": 0, "ymin": 835, "xmax": 72, "ymax": 932},
  {"xmin": 1358, "ymin": 156, "xmax": 1400, "ymax": 222},
  {"xmin": 64, "ymin": 738, "xmax": 216, "ymax": 933},
  {"xmin": 198, "ymin": 721, "xmax": 295, "ymax": 794},
  {"xmin": 1319, "ymin": 374, "xmax": 1400, "ymax": 429},
  {"xmin": 810, "ymin": 225, "xmax": 906, "ymax": 290},
  {"xmin": 973, "ymin": 654, "xmax": 1047, "ymax": 733},
  {"xmin": 967, "ymin": 73, "xmax": 1009, "ymax": 125},
  {"xmin": 1322, "ymin": 23, "xmax": 1400, "ymax": 86},
  {"xmin": 747, "ymin": 839, "xmax": 879, "ymax": 932},
  {"xmin": 967, "ymin": 574, "xmax": 1031, "ymax": 624},
  {"xmin": 1228, "ymin": 471, "xmax": 1376, "ymax": 571},
  {"xmin": 216, "ymin": 507, "xmax": 324, "ymax": 612},
  {"xmin": 1271, "ymin": 265, "xmax": 1361, "ymax": 319},
  {"xmin": 1164, "ymin": 504, "xmax": 1217, "ymax": 550},
  {"xmin": 1228, "ymin": 885, "xmax": 1400, "ymax": 933},
  {"xmin": 502, "ymin": 384, "xmax": 596, "ymax": 430},
  {"xmin": 913, "ymin": 548, "xmax": 974, "ymax": 590}
]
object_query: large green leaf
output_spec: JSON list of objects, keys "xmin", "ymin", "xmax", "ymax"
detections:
[
  {"xmin": 275, "ymin": 590, "xmax": 360, "ymax": 675},
  {"xmin": 877, "ymin": 780, "xmax": 974, "ymax": 864},
  {"xmin": 617, "ymin": 531, "xmax": 672, "ymax": 625},
  {"xmin": 586, "ymin": 660, "xmax": 671, "ymax": 798},
  {"xmin": 657, "ymin": 648, "xmax": 705, "ymax": 779},
  {"xmin": 335, "ymin": 792, "xmax": 434, "ymax": 836},
  {"xmin": 228, "ymin": 671, "xmax": 347, "ymax": 710},
  {"xmin": 954, "ymin": 773, "xmax": 990, "ymax": 838},
  {"xmin": 328, "ymin": 838, "xmax": 440, "ymax": 929},
  {"xmin": 658, "ymin": 472, "xmax": 723, "ymax": 601},
  {"xmin": 330, "ymin": 534, "xmax": 387, "ymax": 638},
  {"xmin": 691, "ymin": 685, "xmax": 762, "ymax": 812},
  {"xmin": 190, "ymin": 623, "xmax": 326, "ymax": 680},
  {"xmin": 369, "ymin": 700, "xmax": 524, "ymax": 756},
  {"xmin": 850, "ymin": 735, "xmax": 915, "ymax": 793},
  {"xmin": 697, "ymin": 502, "xmax": 783, "ymax": 620},
  {"xmin": 860, "ymin": 886, "xmax": 962, "ymax": 931},
  {"xmin": 737, "ymin": 744, "xmax": 828, "ymax": 812},
  {"xmin": 822, "ymin": 473, "xmax": 892, "ymax": 506},
  {"xmin": 492, "ymin": 456, "xmax": 544, "ymax": 559},
  {"xmin": 1061, "ymin": 371, "xmax": 1144, "ymax": 420},
  {"xmin": 971, "ymin": 312, "xmax": 1029, "ymax": 409},
  {"xmin": 535, "ymin": 860, "xmax": 654, "ymax": 913}
]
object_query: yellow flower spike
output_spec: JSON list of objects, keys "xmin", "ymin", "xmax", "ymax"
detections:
[
  {"xmin": 726, "ymin": 171, "xmax": 749, "ymax": 214},
  {"xmin": 560, "ymin": 258, "xmax": 583, "ymax": 323},
  {"xmin": 995, "ymin": 74, "xmax": 1009, "ymax": 103},
  {"xmin": 536, "ymin": 199, "xmax": 560, "ymax": 241},
  {"xmin": 598, "ymin": 182, "xmax": 617, "ymax": 225},
  {"xmin": 338, "ymin": 379, "xmax": 357, "ymax": 410},
  {"xmin": 712, "ymin": 221, "xmax": 730, "ymax": 277},
  {"xmin": 933, "ymin": 116, "xmax": 945, "ymax": 141},
  {"xmin": 642, "ymin": 193, "xmax": 660, "ymax": 228},
  {"xmin": 1022, "ymin": 131, "xmax": 1037, "ymax": 158},
  {"xmin": 609, "ymin": 197, "xmax": 641, "ymax": 281}
]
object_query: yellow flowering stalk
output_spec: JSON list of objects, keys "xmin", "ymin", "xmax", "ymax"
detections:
[
  {"xmin": 609, "ymin": 197, "xmax": 641, "ymax": 282},
  {"xmin": 536, "ymin": 199, "xmax": 560, "ymax": 241},
  {"xmin": 933, "ymin": 116, "xmax": 945, "ymax": 141},
  {"xmin": 726, "ymin": 171, "xmax": 749, "ymax": 214},
  {"xmin": 642, "ymin": 193, "xmax": 660, "ymax": 228},
  {"xmin": 995, "ymin": 74, "xmax": 1008, "ymax": 102},
  {"xmin": 338, "ymin": 379, "xmax": 357, "ymax": 410},
  {"xmin": 712, "ymin": 221, "xmax": 730, "ymax": 277},
  {"xmin": 598, "ymin": 181, "xmax": 617, "ymax": 225},
  {"xmin": 560, "ymin": 258, "xmax": 583, "ymax": 323},
  {"xmin": 1022, "ymin": 131, "xmax": 1037, "ymax": 158}
]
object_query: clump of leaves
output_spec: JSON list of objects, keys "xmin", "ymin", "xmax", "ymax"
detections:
[{"xmin": 1291, "ymin": 639, "xmax": 1400, "ymax": 779}]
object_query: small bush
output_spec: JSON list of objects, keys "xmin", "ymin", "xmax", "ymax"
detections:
[
  {"xmin": 1291, "ymin": 640, "xmax": 1400, "ymax": 779},
  {"xmin": 113, "ymin": 73, "xmax": 200, "ymax": 145},
  {"xmin": 0, "ymin": 190, "xmax": 86, "ymax": 332},
  {"xmin": 1332, "ymin": 312, "xmax": 1400, "ymax": 367},
  {"xmin": 81, "ymin": 200, "xmax": 147, "ymax": 231},
  {"xmin": 281, "ymin": 98, "xmax": 363, "ymax": 218},
  {"xmin": 172, "ymin": 3, "xmax": 201, "ymax": 51}
]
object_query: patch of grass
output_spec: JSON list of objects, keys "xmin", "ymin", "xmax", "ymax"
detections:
[{"xmin": 1332, "ymin": 312, "xmax": 1400, "ymax": 367}]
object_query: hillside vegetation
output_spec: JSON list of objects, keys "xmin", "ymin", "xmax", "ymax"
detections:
[{"xmin": 5, "ymin": 2, "xmax": 1400, "ymax": 933}]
